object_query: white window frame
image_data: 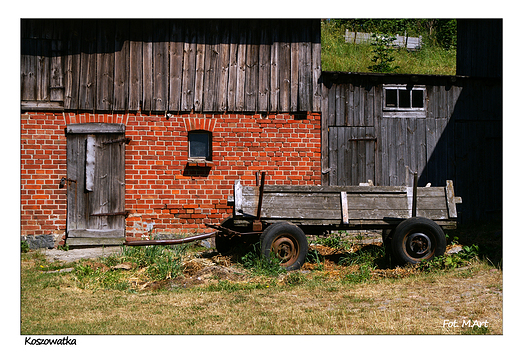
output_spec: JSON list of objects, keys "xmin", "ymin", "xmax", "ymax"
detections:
[{"xmin": 383, "ymin": 85, "xmax": 426, "ymax": 118}]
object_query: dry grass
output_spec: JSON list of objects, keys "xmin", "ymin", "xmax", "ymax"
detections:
[{"xmin": 21, "ymin": 253, "xmax": 502, "ymax": 335}]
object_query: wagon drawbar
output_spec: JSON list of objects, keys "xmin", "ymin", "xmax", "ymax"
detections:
[{"xmin": 127, "ymin": 171, "xmax": 462, "ymax": 270}]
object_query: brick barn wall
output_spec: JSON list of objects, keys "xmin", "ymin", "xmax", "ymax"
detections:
[
  {"xmin": 21, "ymin": 112, "xmax": 68, "ymax": 244},
  {"xmin": 20, "ymin": 112, "xmax": 321, "ymax": 244}
]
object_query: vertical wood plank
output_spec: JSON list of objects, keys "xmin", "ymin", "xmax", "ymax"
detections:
[
  {"xmin": 245, "ymin": 20, "xmax": 259, "ymax": 112},
  {"xmin": 203, "ymin": 21, "xmax": 219, "ymax": 112},
  {"xmin": 79, "ymin": 20, "xmax": 97, "ymax": 111},
  {"xmin": 181, "ymin": 22, "xmax": 197, "ymax": 112},
  {"xmin": 36, "ymin": 24, "xmax": 51, "ymax": 102},
  {"xmin": 298, "ymin": 22, "xmax": 311, "ymax": 112},
  {"xmin": 258, "ymin": 21, "xmax": 271, "ymax": 112},
  {"xmin": 337, "ymin": 127, "xmax": 346, "ymax": 186},
  {"xmin": 416, "ymin": 117, "xmax": 427, "ymax": 182},
  {"xmin": 114, "ymin": 19, "xmax": 129, "ymax": 111},
  {"xmin": 289, "ymin": 28, "xmax": 299, "ymax": 112},
  {"xmin": 269, "ymin": 21, "xmax": 280, "ymax": 112},
  {"xmin": 217, "ymin": 21, "xmax": 231, "ymax": 112},
  {"xmin": 311, "ymin": 19, "xmax": 321, "ymax": 113},
  {"xmin": 397, "ymin": 118, "xmax": 406, "ymax": 186},
  {"xmin": 21, "ymin": 38, "xmax": 37, "ymax": 101},
  {"xmin": 380, "ymin": 117, "xmax": 389, "ymax": 186},
  {"xmin": 227, "ymin": 21, "xmax": 238, "ymax": 112},
  {"xmin": 235, "ymin": 23, "xmax": 247, "ymax": 111},
  {"xmin": 142, "ymin": 21, "xmax": 153, "ymax": 112},
  {"xmin": 373, "ymin": 85, "xmax": 382, "ymax": 186},
  {"xmin": 279, "ymin": 22, "xmax": 290, "ymax": 112},
  {"xmin": 321, "ymin": 84, "xmax": 329, "ymax": 185},
  {"xmin": 153, "ymin": 20, "xmax": 169, "ymax": 112},
  {"xmin": 96, "ymin": 20, "xmax": 115, "ymax": 111},
  {"xmin": 328, "ymin": 127, "xmax": 338, "ymax": 186},
  {"xmin": 335, "ymin": 84, "xmax": 345, "ymax": 126},
  {"xmin": 128, "ymin": 20, "xmax": 143, "ymax": 111},
  {"xmin": 64, "ymin": 20, "xmax": 81, "ymax": 109},
  {"xmin": 169, "ymin": 20, "xmax": 184, "ymax": 112},
  {"xmin": 50, "ymin": 32, "xmax": 64, "ymax": 102}
]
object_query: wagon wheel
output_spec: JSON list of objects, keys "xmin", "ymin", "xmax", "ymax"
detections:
[
  {"xmin": 260, "ymin": 222, "xmax": 309, "ymax": 271},
  {"xmin": 391, "ymin": 217, "xmax": 446, "ymax": 265}
]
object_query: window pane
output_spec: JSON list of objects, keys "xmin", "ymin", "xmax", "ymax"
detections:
[
  {"xmin": 189, "ymin": 132, "xmax": 209, "ymax": 158},
  {"xmin": 412, "ymin": 90, "xmax": 424, "ymax": 108},
  {"xmin": 399, "ymin": 89, "xmax": 411, "ymax": 108},
  {"xmin": 385, "ymin": 89, "xmax": 398, "ymax": 107}
]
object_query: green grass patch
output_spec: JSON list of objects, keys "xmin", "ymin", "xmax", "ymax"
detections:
[{"xmin": 321, "ymin": 20, "xmax": 456, "ymax": 75}]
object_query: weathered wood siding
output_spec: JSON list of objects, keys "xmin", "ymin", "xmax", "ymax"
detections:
[
  {"xmin": 21, "ymin": 19, "xmax": 321, "ymax": 113},
  {"xmin": 321, "ymin": 72, "xmax": 501, "ymax": 222}
]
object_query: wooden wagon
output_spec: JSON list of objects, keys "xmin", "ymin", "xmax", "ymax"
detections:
[
  {"xmin": 213, "ymin": 172, "xmax": 462, "ymax": 270},
  {"xmin": 127, "ymin": 171, "xmax": 461, "ymax": 271}
]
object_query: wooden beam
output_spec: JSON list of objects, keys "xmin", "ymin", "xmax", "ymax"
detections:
[
  {"xmin": 341, "ymin": 191, "xmax": 349, "ymax": 224},
  {"xmin": 66, "ymin": 123, "xmax": 125, "ymax": 134}
]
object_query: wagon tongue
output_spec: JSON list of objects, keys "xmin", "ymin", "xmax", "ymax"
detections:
[{"xmin": 124, "ymin": 230, "xmax": 216, "ymax": 246}]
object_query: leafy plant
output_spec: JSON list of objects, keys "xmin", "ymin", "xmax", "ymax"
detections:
[
  {"xmin": 418, "ymin": 244, "xmax": 481, "ymax": 272},
  {"xmin": 21, "ymin": 240, "xmax": 30, "ymax": 253},
  {"xmin": 240, "ymin": 244, "xmax": 286, "ymax": 277},
  {"xmin": 368, "ymin": 33, "xmax": 400, "ymax": 73}
]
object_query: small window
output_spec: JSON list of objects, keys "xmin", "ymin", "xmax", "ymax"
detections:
[
  {"xmin": 384, "ymin": 85, "xmax": 425, "ymax": 111},
  {"xmin": 188, "ymin": 131, "xmax": 212, "ymax": 160}
]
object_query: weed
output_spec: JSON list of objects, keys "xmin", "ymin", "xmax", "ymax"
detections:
[
  {"xmin": 305, "ymin": 248, "xmax": 324, "ymax": 270},
  {"xmin": 21, "ymin": 240, "xmax": 30, "ymax": 253},
  {"xmin": 339, "ymin": 245, "xmax": 386, "ymax": 267},
  {"xmin": 240, "ymin": 244, "xmax": 286, "ymax": 277},
  {"xmin": 57, "ymin": 244, "xmax": 69, "ymax": 251},
  {"xmin": 418, "ymin": 244, "xmax": 482, "ymax": 272},
  {"xmin": 120, "ymin": 244, "xmax": 187, "ymax": 281},
  {"xmin": 343, "ymin": 264, "xmax": 373, "ymax": 284},
  {"xmin": 285, "ymin": 272, "xmax": 306, "ymax": 286},
  {"xmin": 313, "ymin": 234, "xmax": 352, "ymax": 251}
]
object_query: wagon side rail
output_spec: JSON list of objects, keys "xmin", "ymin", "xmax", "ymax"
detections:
[{"xmin": 229, "ymin": 178, "xmax": 462, "ymax": 229}]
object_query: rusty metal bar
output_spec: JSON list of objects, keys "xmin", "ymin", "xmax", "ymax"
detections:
[{"xmin": 124, "ymin": 231, "xmax": 217, "ymax": 246}]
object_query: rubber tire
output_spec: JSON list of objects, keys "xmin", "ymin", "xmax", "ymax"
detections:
[
  {"xmin": 391, "ymin": 217, "xmax": 446, "ymax": 265},
  {"xmin": 260, "ymin": 222, "xmax": 309, "ymax": 271}
]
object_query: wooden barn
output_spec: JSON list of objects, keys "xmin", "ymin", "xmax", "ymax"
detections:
[{"xmin": 20, "ymin": 19, "xmax": 502, "ymax": 248}]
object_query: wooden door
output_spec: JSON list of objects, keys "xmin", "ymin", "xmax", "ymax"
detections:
[
  {"xmin": 65, "ymin": 123, "xmax": 126, "ymax": 246},
  {"xmin": 328, "ymin": 126, "xmax": 376, "ymax": 186}
]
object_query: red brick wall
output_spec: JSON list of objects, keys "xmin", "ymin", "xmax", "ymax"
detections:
[
  {"xmin": 21, "ymin": 112, "xmax": 68, "ymax": 243},
  {"xmin": 20, "ymin": 112, "xmax": 321, "ymax": 244}
]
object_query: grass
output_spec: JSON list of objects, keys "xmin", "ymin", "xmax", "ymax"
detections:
[
  {"xmin": 321, "ymin": 21, "xmax": 457, "ymax": 75},
  {"xmin": 20, "ymin": 230, "xmax": 502, "ymax": 335}
]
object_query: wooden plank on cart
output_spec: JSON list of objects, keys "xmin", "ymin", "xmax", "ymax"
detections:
[{"xmin": 231, "ymin": 179, "xmax": 460, "ymax": 227}]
